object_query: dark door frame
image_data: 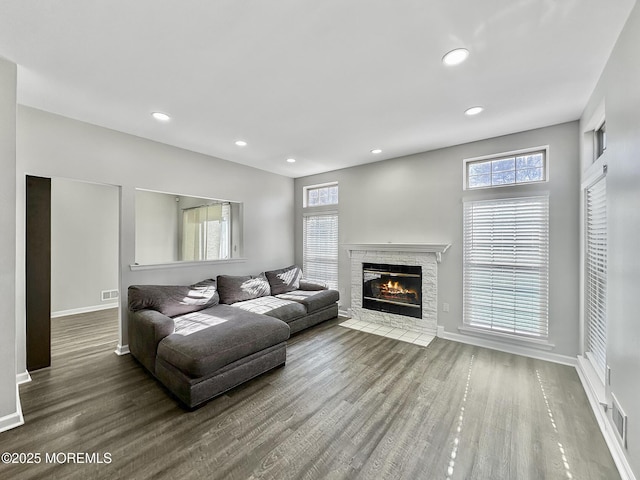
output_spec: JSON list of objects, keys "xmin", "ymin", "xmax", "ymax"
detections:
[{"xmin": 25, "ymin": 175, "xmax": 51, "ymax": 371}]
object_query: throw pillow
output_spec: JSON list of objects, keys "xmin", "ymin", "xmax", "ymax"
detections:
[
  {"xmin": 128, "ymin": 279, "xmax": 219, "ymax": 317},
  {"xmin": 217, "ymin": 273, "xmax": 271, "ymax": 304},
  {"xmin": 265, "ymin": 265, "xmax": 303, "ymax": 295}
]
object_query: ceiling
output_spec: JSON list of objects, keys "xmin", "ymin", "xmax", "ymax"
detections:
[{"xmin": 0, "ymin": 1, "xmax": 635, "ymax": 178}]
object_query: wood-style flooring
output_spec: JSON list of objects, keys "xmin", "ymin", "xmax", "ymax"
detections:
[{"xmin": 0, "ymin": 309, "xmax": 620, "ymax": 479}]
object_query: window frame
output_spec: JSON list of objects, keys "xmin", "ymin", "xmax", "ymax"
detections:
[{"xmin": 463, "ymin": 146, "xmax": 549, "ymax": 190}]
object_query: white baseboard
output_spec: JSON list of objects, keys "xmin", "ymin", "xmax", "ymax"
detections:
[
  {"xmin": 0, "ymin": 390, "xmax": 24, "ymax": 434},
  {"xmin": 338, "ymin": 309, "xmax": 351, "ymax": 318},
  {"xmin": 51, "ymin": 303, "xmax": 118, "ymax": 318},
  {"xmin": 436, "ymin": 326, "xmax": 576, "ymax": 367},
  {"xmin": 576, "ymin": 355, "xmax": 606, "ymax": 404},
  {"xmin": 115, "ymin": 344, "xmax": 130, "ymax": 356},
  {"xmin": 576, "ymin": 357, "xmax": 636, "ymax": 480},
  {"xmin": 16, "ymin": 371, "xmax": 32, "ymax": 385}
]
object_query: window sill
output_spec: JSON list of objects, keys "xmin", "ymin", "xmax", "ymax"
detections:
[
  {"xmin": 130, "ymin": 258, "xmax": 247, "ymax": 271},
  {"xmin": 458, "ymin": 325, "xmax": 555, "ymax": 351}
]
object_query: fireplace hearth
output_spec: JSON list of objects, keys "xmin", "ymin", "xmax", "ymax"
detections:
[{"xmin": 362, "ymin": 263, "xmax": 422, "ymax": 319}]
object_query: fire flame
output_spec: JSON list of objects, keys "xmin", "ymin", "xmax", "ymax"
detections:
[{"xmin": 384, "ymin": 280, "xmax": 411, "ymax": 295}]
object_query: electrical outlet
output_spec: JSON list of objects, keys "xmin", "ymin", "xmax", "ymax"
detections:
[{"xmin": 443, "ymin": 302, "xmax": 450, "ymax": 312}]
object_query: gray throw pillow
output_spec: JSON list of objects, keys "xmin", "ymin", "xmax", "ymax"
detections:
[
  {"xmin": 217, "ymin": 273, "xmax": 271, "ymax": 304},
  {"xmin": 265, "ymin": 265, "xmax": 303, "ymax": 295},
  {"xmin": 128, "ymin": 279, "xmax": 219, "ymax": 317}
]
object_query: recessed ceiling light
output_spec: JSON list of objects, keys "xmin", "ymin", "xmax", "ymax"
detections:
[
  {"xmin": 151, "ymin": 111, "xmax": 171, "ymax": 122},
  {"xmin": 442, "ymin": 48, "xmax": 470, "ymax": 66},
  {"xmin": 371, "ymin": 149, "xmax": 382, "ymax": 154},
  {"xmin": 286, "ymin": 158, "xmax": 296, "ymax": 163},
  {"xmin": 464, "ymin": 106, "xmax": 484, "ymax": 116},
  {"xmin": 235, "ymin": 140, "xmax": 247, "ymax": 147}
]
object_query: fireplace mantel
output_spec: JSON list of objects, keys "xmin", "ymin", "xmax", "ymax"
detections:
[{"xmin": 343, "ymin": 243, "xmax": 451, "ymax": 263}]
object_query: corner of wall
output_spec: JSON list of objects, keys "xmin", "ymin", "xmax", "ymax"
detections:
[
  {"xmin": 0, "ymin": 387, "xmax": 24, "ymax": 434},
  {"xmin": 1, "ymin": 56, "xmax": 19, "ymax": 435}
]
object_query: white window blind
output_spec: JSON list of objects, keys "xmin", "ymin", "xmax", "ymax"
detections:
[
  {"xmin": 303, "ymin": 212, "xmax": 338, "ymax": 289},
  {"xmin": 463, "ymin": 196, "xmax": 549, "ymax": 338},
  {"xmin": 585, "ymin": 175, "xmax": 607, "ymax": 376}
]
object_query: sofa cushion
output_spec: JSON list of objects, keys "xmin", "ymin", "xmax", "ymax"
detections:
[
  {"xmin": 217, "ymin": 274, "xmax": 271, "ymax": 304},
  {"xmin": 231, "ymin": 296, "xmax": 307, "ymax": 323},
  {"xmin": 128, "ymin": 279, "xmax": 219, "ymax": 318},
  {"xmin": 276, "ymin": 289, "xmax": 340, "ymax": 314},
  {"xmin": 158, "ymin": 305, "xmax": 290, "ymax": 378},
  {"xmin": 299, "ymin": 279, "xmax": 328, "ymax": 291},
  {"xmin": 265, "ymin": 265, "xmax": 303, "ymax": 295}
]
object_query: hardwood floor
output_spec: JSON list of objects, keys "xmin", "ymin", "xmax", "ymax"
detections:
[{"xmin": 1, "ymin": 310, "xmax": 619, "ymax": 479}]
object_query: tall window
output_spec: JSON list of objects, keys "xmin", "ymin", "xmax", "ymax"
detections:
[
  {"xmin": 182, "ymin": 202, "xmax": 230, "ymax": 261},
  {"xmin": 585, "ymin": 175, "xmax": 607, "ymax": 377},
  {"xmin": 303, "ymin": 183, "xmax": 338, "ymax": 289},
  {"xmin": 463, "ymin": 196, "xmax": 550, "ymax": 338}
]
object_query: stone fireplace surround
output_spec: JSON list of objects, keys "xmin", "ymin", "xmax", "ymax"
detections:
[{"xmin": 344, "ymin": 243, "xmax": 450, "ymax": 335}]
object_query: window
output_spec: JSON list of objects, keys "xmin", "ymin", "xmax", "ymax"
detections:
[
  {"xmin": 303, "ymin": 213, "xmax": 338, "ymax": 289},
  {"xmin": 463, "ymin": 196, "xmax": 549, "ymax": 338},
  {"xmin": 302, "ymin": 182, "xmax": 338, "ymax": 289},
  {"xmin": 305, "ymin": 183, "xmax": 338, "ymax": 207},
  {"xmin": 465, "ymin": 148, "xmax": 547, "ymax": 189},
  {"xmin": 585, "ymin": 175, "xmax": 607, "ymax": 377},
  {"xmin": 595, "ymin": 122, "xmax": 607, "ymax": 159},
  {"xmin": 182, "ymin": 202, "xmax": 231, "ymax": 261}
]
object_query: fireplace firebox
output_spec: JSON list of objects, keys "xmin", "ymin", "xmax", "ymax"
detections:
[{"xmin": 362, "ymin": 263, "xmax": 422, "ymax": 319}]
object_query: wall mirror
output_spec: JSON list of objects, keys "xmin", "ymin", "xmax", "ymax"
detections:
[{"xmin": 135, "ymin": 189, "xmax": 243, "ymax": 265}]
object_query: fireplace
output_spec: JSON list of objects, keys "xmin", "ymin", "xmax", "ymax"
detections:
[
  {"xmin": 346, "ymin": 243, "xmax": 449, "ymax": 334},
  {"xmin": 362, "ymin": 263, "xmax": 422, "ymax": 319}
]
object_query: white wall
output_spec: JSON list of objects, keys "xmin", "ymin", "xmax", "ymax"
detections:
[
  {"xmin": 16, "ymin": 105, "xmax": 295, "ymax": 372},
  {"xmin": 0, "ymin": 57, "xmax": 20, "ymax": 431},
  {"xmin": 581, "ymin": 2, "xmax": 640, "ymax": 476},
  {"xmin": 134, "ymin": 189, "xmax": 179, "ymax": 264},
  {"xmin": 295, "ymin": 122, "xmax": 580, "ymax": 359},
  {"xmin": 51, "ymin": 178, "xmax": 119, "ymax": 315}
]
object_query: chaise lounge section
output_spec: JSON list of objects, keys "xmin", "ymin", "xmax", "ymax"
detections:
[{"xmin": 128, "ymin": 265, "xmax": 339, "ymax": 408}]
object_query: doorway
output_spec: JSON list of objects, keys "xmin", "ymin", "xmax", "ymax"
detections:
[{"xmin": 25, "ymin": 175, "xmax": 120, "ymax": 371}]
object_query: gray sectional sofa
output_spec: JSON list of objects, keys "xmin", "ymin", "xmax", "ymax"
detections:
[{"xmin": 127, "ymin": 265, "xmax": 339, "ymax": 408}]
